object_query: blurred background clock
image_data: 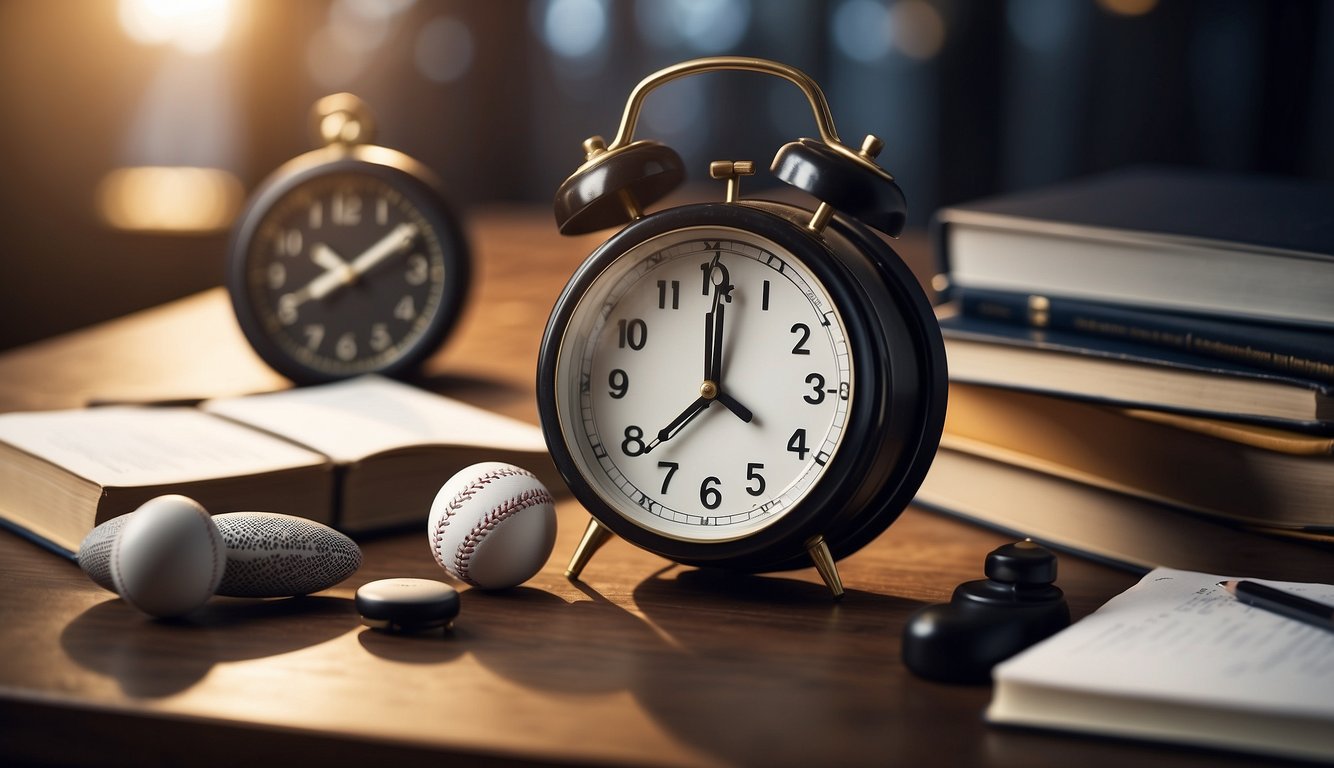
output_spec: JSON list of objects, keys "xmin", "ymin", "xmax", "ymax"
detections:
[{"xmin": 226, "ymin": 93, "xmax": 470, "ymax": 385}]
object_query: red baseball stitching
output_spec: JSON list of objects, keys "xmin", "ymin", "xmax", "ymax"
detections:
[
  {"xmin": 431, "ymin": 467, "xmax": 537, "ymax": 571},
  {"xmin": 453, "ymin": 488, "xmax": 553, "ymax": 586}
]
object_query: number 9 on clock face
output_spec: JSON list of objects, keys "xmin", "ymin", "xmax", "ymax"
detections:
[{"xmin": 553, "ymin": 223, "xmax": 854, "ymax": 545}]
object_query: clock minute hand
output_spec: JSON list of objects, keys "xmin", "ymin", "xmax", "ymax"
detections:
[
  {"xmin": 703, "ymin": 254, "xmax": 725, "ymax": 381},
  {"xmin": 703, "ymin": 273, "xmax": 754, "ymax": 424},
  {"xmin": 348, "ymin": 222, "xmax": 419, "ymax": 278}
]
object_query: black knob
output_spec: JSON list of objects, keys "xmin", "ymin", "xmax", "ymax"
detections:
[
  {"xmin": 984, "ymin": 540, "xmax": 1057, "ymax": 586},
  {"xmin": 902, "ymin": 540, "xmax": 1070, "ymax": 684}
]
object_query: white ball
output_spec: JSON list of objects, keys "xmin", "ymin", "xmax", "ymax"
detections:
[
  {"xmin": 426, "ymin": 462, "xmax": 557, "ymax": 590},
  {"xmin": 110, "ymin": 495, "xmax": 226, "ymax": 618}
]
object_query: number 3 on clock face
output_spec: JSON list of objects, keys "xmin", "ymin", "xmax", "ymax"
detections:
[{"xmin": 556, "ymin": 224, "xmax": 854, "ymax": 543}]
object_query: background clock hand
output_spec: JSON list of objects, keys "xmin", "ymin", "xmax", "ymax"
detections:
[
  {"xmin": 311, "ymin": 243, "xmax": 351, "ymax": 273},
  {"xmin": 643, "ymin": 396, "xmax": 710, "ymax": 454},
  {"xmin": 282, "ymin": 257, "xmax": 355, "ymax": 309},
  {"xmin": 348, "ymin": 222, "xmax": 419, "ymax": 277}
]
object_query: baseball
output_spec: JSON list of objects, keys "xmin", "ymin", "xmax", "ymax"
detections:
[
  {"xmin": 426, "ymin": 462, "xmax": 557, "ymax": 590},
  {"xmin": 109, "ymin": 495, "xmax": 226, "ymax": 618}
]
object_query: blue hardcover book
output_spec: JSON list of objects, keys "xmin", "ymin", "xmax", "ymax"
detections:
[
  {"xmin": 939, "ymin": 313, "xmax": 1334, "ymax": 434},
  {"xmin": 957, "ymin": 287, "xmax": 1334, "ymax": 385},
  {"xmin": 933, "ymin": 168, "xmax": 1334, "ymax": 328}
]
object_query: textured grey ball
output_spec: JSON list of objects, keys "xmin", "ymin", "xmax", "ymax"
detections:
[
  {"xmin": 77, "ymin": 515, "xmax": 130, "ymax": 592},
  {"xmin": 79, "ymin": 510, "xmax": 361, "ymax": 599},
  {"xmin": 213, "ymin": 512, "xmax": 361, "ymax": 597}
]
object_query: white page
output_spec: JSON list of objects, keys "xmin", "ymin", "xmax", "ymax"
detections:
[
  {"xmin": 0, "ymin": 407, "xmax": 327, "ymax": 486},
  {"xmin": 994, "ymin": 568, "xmax": 1334, "ymax": 717},
  {"xmin": 202, "ymin": 375, "xmax": 548, "ymax": 464}
]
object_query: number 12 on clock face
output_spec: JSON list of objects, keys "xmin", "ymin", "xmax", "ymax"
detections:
[{"xmin": 559, "ymin": 226, "xmax": 854, "ymax": 544}]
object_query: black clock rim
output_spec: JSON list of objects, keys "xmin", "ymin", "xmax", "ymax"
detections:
[
  {"xmin": 537, "ymin": 203, "xmax": 897, "ymax": 569},
  {"xmin": 226, "ymin": 147, "xmax": 471, "ymax": 386},
  {"xmin": 809, "ymin": 207, "xmax": 948, "ymax": 562},
  {"xmin": 741, "ymin": 202, "xmax": 949, "ymax": 570}
]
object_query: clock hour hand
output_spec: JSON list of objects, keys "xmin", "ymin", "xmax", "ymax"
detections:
[
  {"xmin": 306, "ymin": 243, "xmax": 357, "ymax": 299},
  {"xmin": 311, "ymin": 243, "xmax": 351, "ymax": 273},
  {"xmin": 643, "ymin": 396, "xmax": 710, "ymax": 454},
  {"xmin": 715, "ymin": 390, "xmax": 753, "ymax": 423}
]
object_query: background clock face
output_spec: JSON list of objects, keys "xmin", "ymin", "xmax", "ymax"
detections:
[
  {"xmin": 235, "ymin": 168, "xmax": 453, "ymax": 381},
  {"xmin": 555, "ymin": 225, "xmax": 854, "ymax": 543}
]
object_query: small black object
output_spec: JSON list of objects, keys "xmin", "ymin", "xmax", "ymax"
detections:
[
  {"xmin": 355, "ymin": 578, "xmax": 459, "ymax": 633},
  {"xmin": 902, "ymin": 541, "xmax": 1070, "ymax": 684}
]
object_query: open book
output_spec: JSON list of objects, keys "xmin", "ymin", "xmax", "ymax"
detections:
[
  {"xmin": 988, "ymin": 568, "xmax": 1334, "ymax": 762},
  {"xmin": 0, "ymin": 376, "xmax": 551, "ymax": 555}
]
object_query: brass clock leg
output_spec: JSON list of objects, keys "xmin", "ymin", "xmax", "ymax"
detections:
[
  {"xmin": 566, "ymin": 517, "xmax": 614, "ymax": 580},
  {"xmin": 806, "ymin": 535, "xmax": 845, "ymax": 600}
]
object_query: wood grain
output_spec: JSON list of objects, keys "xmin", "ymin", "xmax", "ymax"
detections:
[{"xmin": 0, "ymin": 209, "xmax": 1292, "ymax": 767}]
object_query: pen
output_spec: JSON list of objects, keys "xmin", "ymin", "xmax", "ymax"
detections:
[{"xmin": 1219, "ymin": 580, "xmax": 1334, "ymax": 633}]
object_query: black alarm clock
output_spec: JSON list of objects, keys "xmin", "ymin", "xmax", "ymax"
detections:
[
  {"xmin": 536, "ymin": 57, "xmax": 948, "ymax": 597},
  {"xmin": 227, "ymin": 93, "xmax": 470, "ymax": 384}
]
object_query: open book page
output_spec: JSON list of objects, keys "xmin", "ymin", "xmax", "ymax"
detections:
[
  {"xmin": 991, "ymin": 568, "xmax": 1334, "ymax": 718},
  {"xmin": 0, "ymin": 406, "xmax": 327, "ymax": 486},
  {"xmin": 201, "ymin": 375, "xmax": 548, "ymax": 464}
]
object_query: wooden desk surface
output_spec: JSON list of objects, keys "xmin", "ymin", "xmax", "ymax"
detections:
[{"xmin": 0, "ymin": 209, "xmax": 1278, "ymax": 767}]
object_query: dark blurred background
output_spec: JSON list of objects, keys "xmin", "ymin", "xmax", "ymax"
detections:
[{"xmin": 2, "ymin": 0, "xmax": 1331, "ymax": 350}]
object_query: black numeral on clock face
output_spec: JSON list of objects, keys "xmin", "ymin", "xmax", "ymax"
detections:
[
  {"xmin": 790, "ymin": 323, "xmax": 811, "ymax": 355},
  {"xmin": 699, "ymin": 476, "xmax": 722, "ymax": 509},
  {"xmin": 608, "ymin": 369, "xmax": 628, "ymax": 399},
  {"xmin": 657, "ymin": 280, "xmax": 679, "ymax": 310},
  {"xmin": 617, "ymin": 318, "xmax": 648, "ymax": 350},
  {"xmin": 622, "ymin": 425, "xmax": 646, "ymax": 456},
  {"xmin": 657, "ymin": 461, "xmax": 679, "ymax": 494},
  {"xmin": 804, "ymin": 373, "xmax": 826, "ymax": 404},
  {"xmin": 787, "ymin": 428, "xmax": 809, "ymax": 460}
]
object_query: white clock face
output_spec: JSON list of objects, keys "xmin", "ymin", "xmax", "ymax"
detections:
[{"xmin": 555, "ymin": 225, "xmax": 854, "ymax": 542}]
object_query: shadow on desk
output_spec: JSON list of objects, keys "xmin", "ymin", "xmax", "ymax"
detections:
[{"xmin": 61, "ymin": 596, "xmax": 354, "ymax": 698}]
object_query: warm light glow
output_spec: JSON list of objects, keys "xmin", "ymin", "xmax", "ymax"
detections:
[
  {"xmin": 97, "ymin": 166, "xmax": 243, "ymax": 233},
  {"xmin": 890, "ymin": 0, "xmax": 946, "ymax": 60},
  {"xmin": 1097, "ymin": 0, "xmax": 1158, "ymax": 17},
  {"xmin": 118, "ymin": 0, "xmax": 233, "ymax": 54},
  {"xmin": 833, "ymin": 0, "xmax": 946, "ymax": 63}
]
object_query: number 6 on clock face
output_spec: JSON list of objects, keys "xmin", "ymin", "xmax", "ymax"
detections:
[{"xmin": 564, "ymin": 227, "xmax": 853, "ymax": 542}]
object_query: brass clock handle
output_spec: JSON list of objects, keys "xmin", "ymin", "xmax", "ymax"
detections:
[
  {"xmin": 311, "ymin": 92, "xmax": 378, "ymax": 148},
  {"xmin": 606, "ymin": 56, "xmax": 892, "ymax": 183}
]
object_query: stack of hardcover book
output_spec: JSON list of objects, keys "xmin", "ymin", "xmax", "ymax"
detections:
[{"xmin": 917, "ymin": 168, "xmax": 1334, "ymax": 577}]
